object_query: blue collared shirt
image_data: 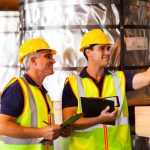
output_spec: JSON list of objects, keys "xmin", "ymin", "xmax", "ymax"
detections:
[{"xmin": 0, "ymin": 74, "xmax": 49, "ymax": 117}]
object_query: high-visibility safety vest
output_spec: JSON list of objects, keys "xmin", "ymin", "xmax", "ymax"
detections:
[
  {"xmin": 65, "ymin": 71, "xmax": 131, "ymax": 150},
  {"xmin": 0, "ymin": 77, "xmax": 54, "ymax": 150}
]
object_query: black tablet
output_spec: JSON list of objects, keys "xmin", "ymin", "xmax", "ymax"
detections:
[{"xmin": 81, "ymin": 97, "xmax": 115, "ymax": 118}]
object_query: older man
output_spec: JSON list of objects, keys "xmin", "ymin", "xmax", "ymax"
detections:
[{"xmin": 0, "ymin": 38, "xmax": 71, "ymax": 150}]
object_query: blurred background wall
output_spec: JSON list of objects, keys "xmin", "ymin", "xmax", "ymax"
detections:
[
  {"xmin": 18, "ymin": 0, "xmax": 150, "ymax": 99},
  {"xmin": 0, "ymin": 0, "xmax": 149, "ymax": 149}
]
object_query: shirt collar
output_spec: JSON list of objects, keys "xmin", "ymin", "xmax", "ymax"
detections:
[
  {"xmin": 79, "ymin": 67, "xmax": 110, "ymax": 79},
  {"xmin": 24, "ymin": 74, "xmax": 48, "ymax": 94}
]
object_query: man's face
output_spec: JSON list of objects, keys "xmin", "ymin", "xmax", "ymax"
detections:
[
  {"xmin": 87, "ymin": 44, "xmax": 111, "ymax": 67},
  {"xmin": 34, "ymin": 50, "xmax": 56, "ymax": 77}
]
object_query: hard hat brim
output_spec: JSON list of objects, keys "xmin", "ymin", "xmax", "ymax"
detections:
[
  {"xmin": 80, "ymin": 43, "xmax": 113, "ymax": 52},
  {"xmin": 42, "ymin": 48, "xmax": 57, "ymax": 55},
  {"xmin": 19, "ymin": 48, "xmax": 57, "ymax": 64}
]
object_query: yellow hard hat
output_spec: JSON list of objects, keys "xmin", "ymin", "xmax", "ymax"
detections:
[
  {"xmin": 18, "ymin": 38, "xmax": 57, "ymax": 64},
  {"xmin": 80, "ymin": 29, "xmax": 112, "ymax": 51}
]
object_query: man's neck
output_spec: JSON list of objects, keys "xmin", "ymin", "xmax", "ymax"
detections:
[
  {"xmin": 26, "ymin": 71, "xmax": 44, "ymax": 87},
  {"xmin": 86, "ymin": 66, "xmax": 104, "ymax": 82}
]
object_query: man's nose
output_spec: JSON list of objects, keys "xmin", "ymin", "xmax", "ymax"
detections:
[{"xmin": 51, "ymin": 58, "xmax": 56, "ymax": 64}]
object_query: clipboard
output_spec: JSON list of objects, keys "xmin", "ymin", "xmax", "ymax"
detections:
[
  {"xmin": 81, "ymin": 97, "xmax": 116, "ymax": 118},
  {"xmin": 61, "ymin": 113, "xmax": 83, "ymax": 127},
  {"xmin": 81, "ymin": 97, "xmax": 117, "ymax": 125}
]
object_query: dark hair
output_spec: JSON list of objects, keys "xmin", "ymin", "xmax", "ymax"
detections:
[{"xmin": 83, "ymin": 44, "xmax": 97, "ymax": 60}]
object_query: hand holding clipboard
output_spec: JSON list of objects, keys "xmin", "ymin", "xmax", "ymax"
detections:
[{"xmin": 81, "ymin": 96, "xmax": 119, "ymax": 125}]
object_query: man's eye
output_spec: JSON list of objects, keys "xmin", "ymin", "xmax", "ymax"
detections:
[
  {"xmin": 45, "ymin": 55, "xmax": 53, "ymax": 59},
  {"xmin": 100, "ymin": 47, "xmax": 105, "ymax": 51},
  {"xmin": 107, "ymin": 47, "xmax": 111, "ymax": 51},
  {"xmin": 101, "ymin": 46, "xmax": 111, "ymax": 51}
]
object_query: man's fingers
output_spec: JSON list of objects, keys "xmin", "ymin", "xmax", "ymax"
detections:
[{"xmin": 101, "ymin": 106, "xmax": 110, "ymax": 114}]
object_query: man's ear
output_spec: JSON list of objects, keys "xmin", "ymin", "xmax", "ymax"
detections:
[
  {"xmin": 85, "ymin": 49, "xmax": 91, "ymax": 57},
  {"xmin": 29, "ymin": 56, "xmax": 36, "ymax": 64}
]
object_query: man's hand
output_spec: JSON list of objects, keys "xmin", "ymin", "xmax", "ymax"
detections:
[
  {"xmin": 41, "ymin": 124, "xmax": 61, "ymax": 140},
  {"xmin": 60, "ymin": 125, "xmax": 73, "ymax": 138},
  {"xmin": 97, "ymin": 106, "xmax": 118, "ymax": 124}
]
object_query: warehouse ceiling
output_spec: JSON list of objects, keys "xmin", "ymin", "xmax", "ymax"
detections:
[{"xmin": 0, "ymin": 0, "xmax": 19, "ymax": 10}]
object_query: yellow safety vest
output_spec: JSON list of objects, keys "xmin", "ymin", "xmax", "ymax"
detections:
[
  {"xmin": 0, "ymin": 77, "xmax": 54, "ymax": 150},
  {"xmin": 65, "ymin": 71, "xmax": 131, "ymax": 150}
]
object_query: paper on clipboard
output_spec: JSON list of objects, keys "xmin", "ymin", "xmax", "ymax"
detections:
[
  {"xmin": 105, "ymin": 96, "xmax": 119, "ymax": 107},
  {"xmin": 61, "ymin": 113, "xmax": 83, "ymax": 127}
]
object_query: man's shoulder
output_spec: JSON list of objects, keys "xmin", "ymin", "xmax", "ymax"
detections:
[
  {"xmin": 8, "ymin": 79, "xmax": 21, "ymax": 89},
  {"xmin": 115, "ymin": 70, "xmax": 124, "ymax": 75},
  {"xmin": 1, "ymin": 79, "xmax": 22, "ymax": 97},
  {"xmin": 1, "ymin": 78, "xmax": 24, "ymax": 117},
  {"xmin": 107, "ymin": 70, "xmax": 124, "ymax": 76},
  {"xmin": 65, "ymin": 75, "xmax": 76, "ymax": 84}
]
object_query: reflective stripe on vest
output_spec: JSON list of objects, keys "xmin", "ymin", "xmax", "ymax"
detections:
[
  {"xmin": 0, "ymin": 137, "xmax": 43, "ymax": 145},
  {"xmin": 108, "ymin": 71, "xmax": 128, "ymax": 126},
  {"xmin": 75, "ymin": 75, "xmax": 84, "ymax": 113},
  {"xmin": 75, "ymin": 72, "xmax": 128, "ymax": 126},
  {"xmin": 21, "ymin": 77, "xmax": 38, "ymax": 127},
  {"xmin": 0, "ymin": 77, "xmax": 48, "ymax": 145}
]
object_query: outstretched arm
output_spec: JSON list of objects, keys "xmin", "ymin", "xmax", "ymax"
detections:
[{"xmin": 132, "ymin": 67, "xmax": 150, "ymax": 90}]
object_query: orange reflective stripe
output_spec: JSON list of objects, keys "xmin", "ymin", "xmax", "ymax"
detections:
[{"xmin": 103, "ymin": 125, "xmax": 108, "ymax": 150}]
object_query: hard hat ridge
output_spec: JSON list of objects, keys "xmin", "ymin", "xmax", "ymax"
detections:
[
  {"xmin": 80, "ymin": 29, "xmax": 112, "ymax": 51},
  {"xmin": 18, "ymin": 38, "xmax": 57, "ymax": 64}
]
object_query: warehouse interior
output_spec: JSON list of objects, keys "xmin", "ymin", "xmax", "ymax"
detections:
[{"xmin": 0, "ymin": 0, "xmax": 150, "ymax": 150}]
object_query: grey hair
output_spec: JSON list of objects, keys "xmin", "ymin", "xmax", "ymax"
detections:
[{"xmin": 23, "ymin": 52, "xmax": 40, "ymax": 71}]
